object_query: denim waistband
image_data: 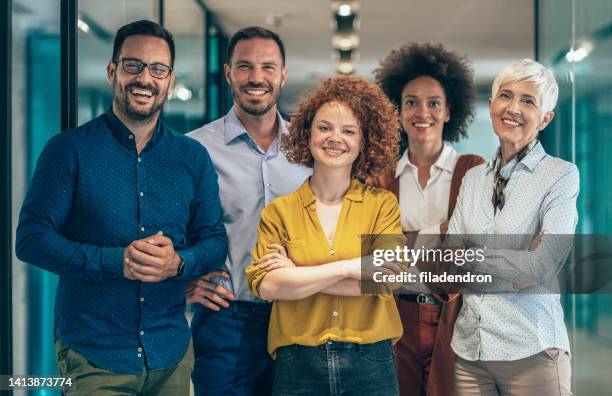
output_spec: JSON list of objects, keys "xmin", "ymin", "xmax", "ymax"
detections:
[{"xmin": 281, "ymin": 339, "xmax": 391, "ymax": 351}]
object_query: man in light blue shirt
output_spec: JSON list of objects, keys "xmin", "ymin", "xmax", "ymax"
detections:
[{"xmin": 186, "ymin": 26, "xmax": 311, "ymax": 395}]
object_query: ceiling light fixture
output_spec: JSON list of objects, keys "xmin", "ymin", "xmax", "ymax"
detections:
[
  {"xmin": 175, "ymin": 84, "xmax": 193, "ymax": 101},
  {"xmin": 338, "ymin": 4, "xmax": 352, "ymax": 16},
  {"xmin": 565, "ymin": 40, "xmax": 594, "ymax": 63},
  {"xmin": 77, "ymin": 19, "xmax": 90, "ymax": 34},
  {"xmin": 337, "ymin": 61, "xmax": 355, "ymax": 75},
  {"xmin": 332, "ymin": 34, "xmax": 359, "ymax": 50}
]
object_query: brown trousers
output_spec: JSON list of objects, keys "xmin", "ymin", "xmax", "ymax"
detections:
[
  {"xmin": 454, "ymin": 349, "xmax": 572, "ymax": 396},
  {"xmin": 394, "ymin": 299, "xmax": 441, "ymax": 396}
]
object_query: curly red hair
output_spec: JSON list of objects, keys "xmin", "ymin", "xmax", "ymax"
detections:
[{"xmin": 282, "ymin": 75, "xmax": 400, "ymax": 178}]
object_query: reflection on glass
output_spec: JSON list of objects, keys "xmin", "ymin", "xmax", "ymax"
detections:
[
  {"xmin": 164, "ymin": 0, "xmax": 206, "ymax": 133},
  {"xmin": 12, "ymin": 0, "xmax": 61, "ymax": 388},
  {"xmin": 539, "ymin": 0, "xmax": 612, "ymax": 393},
  {"xmin": 77, "ymin": 0, "xmax": 157, "ymax": 125}
]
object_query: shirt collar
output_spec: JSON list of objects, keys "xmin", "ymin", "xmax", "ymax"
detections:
[
  {"xmin": 299, "ymin": 177, "xmax": 364, "ymax": 207},
  {"xmin": 519, "ymin": 140, "xmax": 546, "ymax": 172},
  {"xmin": 395, "ymin": 142, "xmax": 456, "ymax": 178},
  {"xmin": 103, "ymin": 108, "xmax": 163, "ymax": 150},
  {"xmin": 486, "ymin": 140, "xmax": 546, "ymax": 175},
  {"xmin": 223, "ymin": 106, "xmax": 288, "ymax": 145}
]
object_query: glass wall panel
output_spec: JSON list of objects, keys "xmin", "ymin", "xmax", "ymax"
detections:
[
  {"xmin": 539, "ymin": 1, "xmax": 612, "ymax": 394},
  {"xmin": 12, "ymin": 2, "xmax": 62, "ymax": 394},
  {"xmin": 77, "ymin": 0, "xmax": 158, "ymax": 125},
  {"xmin": 164, "ymin": 0, "xmax": 206, "ymax": 132}
]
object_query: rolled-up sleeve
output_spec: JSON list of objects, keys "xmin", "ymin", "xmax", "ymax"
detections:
[{"xmin": 245, "ymin": 204, "xmax": 284, "ymax": 298}]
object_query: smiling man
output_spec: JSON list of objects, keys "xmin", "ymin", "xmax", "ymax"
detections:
[
  {"xmin": 16, "ymin": 20, "xmax": 227, "ymax": 394},
  {"xmin": 187, "ymin": 27, "xmax": 311, "ymax": 395}
]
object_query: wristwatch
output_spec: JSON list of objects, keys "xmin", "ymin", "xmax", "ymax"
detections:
[{"xmin": 174, "ymin": 255, "xmax": 185, "ymax": 277}]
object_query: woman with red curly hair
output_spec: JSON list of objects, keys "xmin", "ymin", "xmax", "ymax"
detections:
[{"xmin": 246, "ymin": 75, "xmax": 405, "ymax": 395}]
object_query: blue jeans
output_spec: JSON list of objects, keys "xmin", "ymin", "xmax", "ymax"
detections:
[
  {"xmin": 272, "ymin": 340, "xmax": 399, "ymax": 396},
  {"xmin": 191, "ymin": 301, "xmax": 273, "ymax": 396}
]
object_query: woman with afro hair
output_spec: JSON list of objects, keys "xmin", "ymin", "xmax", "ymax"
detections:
[
  {"xmin": 246, "ymin": 75, "xmax": 410, "ymax": 395},
  {"xmin": 369, "ymin": 43, "xmax": 484, "ymax": 396}
]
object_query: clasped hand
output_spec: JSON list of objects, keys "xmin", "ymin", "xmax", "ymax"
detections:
[{"xmin": 123, "ymin": 231, "xmax": 181, "ymax": 282}]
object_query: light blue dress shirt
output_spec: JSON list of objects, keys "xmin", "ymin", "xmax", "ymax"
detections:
[
  {"xmin": 188, "ymin": 107, "xmax": 312, "ymax": 302},
  {"xmin": 448, "ymin": 141, "xmax": 580, "ymax": 361}
]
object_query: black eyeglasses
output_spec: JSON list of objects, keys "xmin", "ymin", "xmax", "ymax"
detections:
[{"xmin": 113, "ymin": 58, "xmax": 173, "ymax": 79}]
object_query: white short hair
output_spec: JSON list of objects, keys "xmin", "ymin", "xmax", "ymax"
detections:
[{"xmin": 491, "ymin": 58, "xmax": 559, "ymax": 113}]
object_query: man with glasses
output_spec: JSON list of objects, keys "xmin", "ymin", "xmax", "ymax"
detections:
[
  {"xmin": 187, "ymin": 27, "xmax": 311, "ymax": 395},
  {"xmin": 16, "ymin": 20, "xmax": 227, "ymax": 394}
]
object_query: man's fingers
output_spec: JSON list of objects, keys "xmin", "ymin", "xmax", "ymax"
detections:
[
  {"xmin": 201, "ymin": 290, "xmax": 230, "ymax": 308},
  {"xmin": 127, "ymin": 247, "xmax": 163, "ymax": 267},
  {"xmin": 128, "ymin": 267, "xmax": 162, "ymax": 283},
  {"xmin": 196, "ymin": 279, "xmax": 213, "ymax": 289},
  {"xmin": 133, "ymin": 240, "xmax": 166, "ymax": 258},
  {"xmin": 194, "ymin": 279, "xmax": 234, "ymax": 299},
  {"xmin": 147, "ymin": 232, "xmax": 172, "ymax": 247},
  {"xmin": 192, "ymin": 296, "xmax": 221, "ymax": 311},
  {"xmin": 208, "ymin": 293, "xmax": 230, "ymax": 308},
  {"xmin": 127, "ymin": 259, "xmax": 162, "ymax": 276},
  {"xmin": 212, "ymin": 283, "xmax": 235, "ymax": 299}
]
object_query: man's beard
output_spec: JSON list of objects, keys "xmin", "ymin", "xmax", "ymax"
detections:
[
  {"xmin": 232, "ymin": 83, "xmax": 281, "ymax": 116},
  {"xmin": 113, "ymin": 80, "xmax": 165, "ymax": 123}
]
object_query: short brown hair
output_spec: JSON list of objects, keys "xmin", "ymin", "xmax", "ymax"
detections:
[
  {"xmin": 227, "ymin": 26, "xmax": 285, "ymax": 66},
  {"xmin": 113, "ymin": 20, "xmax": 175, "ymax": 67},
  {"xmin": 282, "ymin": 76, "xmax": 400, "ymax": 179}
]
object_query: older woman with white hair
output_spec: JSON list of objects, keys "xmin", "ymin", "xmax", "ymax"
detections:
[{"xmin": 447, "ymin": 59, "xmax": 578, "ymax": 395}]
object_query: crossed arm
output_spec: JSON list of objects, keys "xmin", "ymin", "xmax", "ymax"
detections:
[{"xmin": 245, "ymin": 195, "xmax": 406, "ymax": 301}]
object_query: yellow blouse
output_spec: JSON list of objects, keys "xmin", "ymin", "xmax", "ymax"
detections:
[{"xmin": 246, "ymin": 178, "xmax": 404, "ymax": 356}]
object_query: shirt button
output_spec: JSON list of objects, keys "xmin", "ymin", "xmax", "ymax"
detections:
[
  {"xmin": 128, "ymin": 134, "xmax": 134, "ymax": 140},
  {"xmin": 140, "ymin": 226, "xmax": 145, "ymax": 232},
  {"xmin": 138, "ymin": 347, "xmax": 143, "ymax": 352},
  {"xmin": 137, "ymin": 157, "xmax": 142, "ymax": 162},
  {"xmin": 332, "ymin": 311, "xmax": 338, "ymax": 317},
  {"xmin": 140, "ymin": 331, "xmax": 145, "ymax": 336},
  {"xmin": 137, "ymin": 353, "xmax": 142, "ymax": 358},
  {"xmin": 140, "ymin": 297, "xmax": 145, "ymax": 303},
  {"xmin": 266, "ymin": 183, "xmax": 271, "ymax": 188},
  {"xmin": 139, "ymin": 192, "xmax": 144, "ymax": 197},
  {"xmin": 330, "ymin": 249, "xmax": 336, "ymax": 255}
]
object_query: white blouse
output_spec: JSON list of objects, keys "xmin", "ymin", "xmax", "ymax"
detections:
[{"xmin": 396, "ymin": 143, "xmax": 460, "ymax": 234}]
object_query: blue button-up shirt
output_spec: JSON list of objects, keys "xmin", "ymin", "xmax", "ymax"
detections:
[
  {"xmin": 188, "ymin": 107, "xmax": 312, "ymax": 302},
  {"xmin": 16, "ymin": 110, "xmax": 227, "ymax": 373}
]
